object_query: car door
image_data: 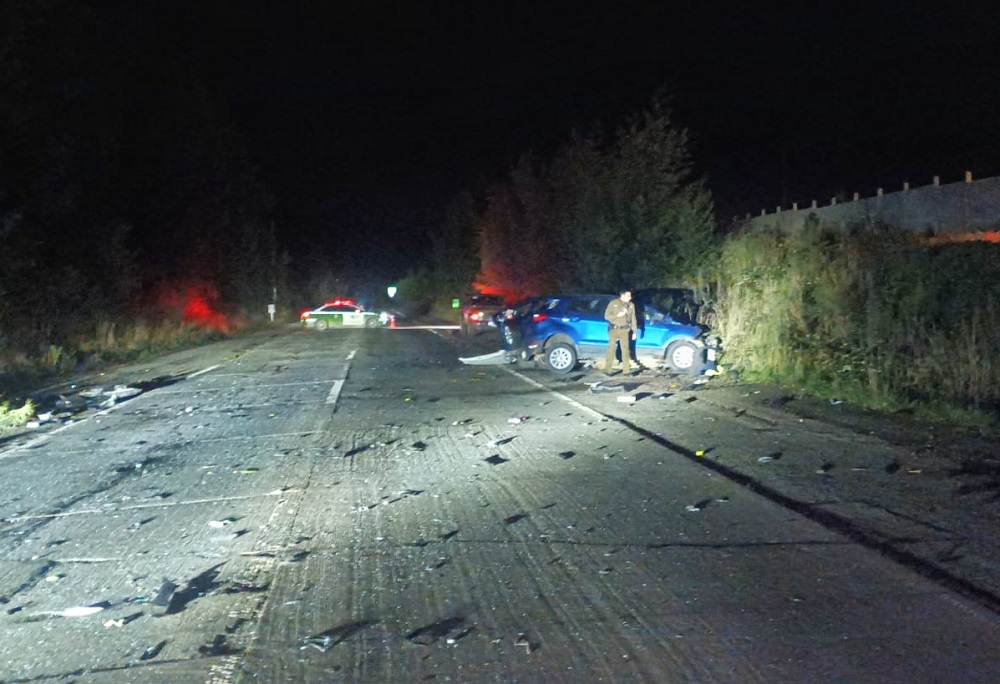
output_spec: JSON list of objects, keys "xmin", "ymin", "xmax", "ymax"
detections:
[
  {"xmin": 340, "ymin": 305, "xmax": 364, "ymax": 327},
  {"xmin": 315, "ymin": 305, "xmax": 341, "ymax": 327},
  {"xmin": 637, "ymin": 305, "xmax": 671, "ymax": 350},
  {"xmin": 568, "ymin": 296, "xmax": 613, "ymax": 355}
]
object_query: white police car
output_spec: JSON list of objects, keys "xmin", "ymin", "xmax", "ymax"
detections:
[{"xmin": 300, "ymin": 299, "xmax": 389, "ymax": 330}]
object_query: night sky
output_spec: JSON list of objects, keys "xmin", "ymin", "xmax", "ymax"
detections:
[{"xmin": 114, "ymin": 3, "xmax": 1000, "ymax": 255}]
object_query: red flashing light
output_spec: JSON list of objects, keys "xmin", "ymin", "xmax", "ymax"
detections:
[{"xmin": 532, "ymin": 313, "xmax": 548, "ymax": 322}]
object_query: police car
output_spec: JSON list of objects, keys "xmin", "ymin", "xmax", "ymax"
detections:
[{"xmin": 300, "ymin": 299, "xmax": 390, "ymax": 330}]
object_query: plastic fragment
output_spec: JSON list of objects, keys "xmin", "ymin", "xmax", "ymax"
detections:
[
  {"xmin": 153, "ymin": 578, "xmax": 178, "ymax": 607},
  {"xmin": 57, "ymin": 605, "xmax": 105, "ymax": 617},
  {"xmin": 515, "ymin": 633, "xmax": 532, "ymax": 654}
]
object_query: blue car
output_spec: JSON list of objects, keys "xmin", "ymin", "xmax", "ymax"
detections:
[{"xmin": 499, "ymin": 293, "xmax": 718, "ymax": 374}]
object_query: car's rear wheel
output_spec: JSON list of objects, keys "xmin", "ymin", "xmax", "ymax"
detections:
[
  {"xmin": 545, "ymin": 343, "xmax": 577, "ymax": 374},
  {"xmin": 665, "ymin": 339, "xmax": 700, "ymax": 372},
  {"xmin": 315, "ymin": 319, "xmax": 328, "ymax": 331},
  {"xmin": 365, "ymin": 317, "xmax": 378, "ymax": 328}
]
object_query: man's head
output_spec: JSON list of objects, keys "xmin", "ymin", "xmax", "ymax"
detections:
[{"xmin": 619, "ymin": 289, "xmax": 632, "ymax": 302}]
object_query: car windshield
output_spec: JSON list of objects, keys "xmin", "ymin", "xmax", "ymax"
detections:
[{"xmin": 636, "ymin": 290, "xmax": 698, "ymax": 325}]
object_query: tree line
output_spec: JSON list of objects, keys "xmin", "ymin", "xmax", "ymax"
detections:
[
  {"xmin": 401, "ymin": 100, "xmax": 716, "ymax": 303},
  {"xmin": 0, "ymin": 1, "xmax": 285, "ymax": 372}
]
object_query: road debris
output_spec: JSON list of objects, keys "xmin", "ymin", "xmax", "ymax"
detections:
[
  {"xmin": 685, "ymin": 499, "xmax": 712, "ymax": 512},
  {"xmin": 459, "ymin": 350, "xmax": 517, "ymax": 365},
  {"xmin": 140, "ymin": 640, "xmax": 167, "ymax": 661},
  {"xmin": 616, "ymin": 395, "xmax": 636, "ymax": 404},
  {"xmin": 153, "ymin": 578, "xmax": 178, "ymax": 607},
  {"xmin": 48, "ymin": 605, "xmax": 106, "ymax": 618},
  {"xmin": 589, "ymin": 382, "xmax": 624, "ymax": 394},
  {"xmin": 97, "ymin": 385, "xmax": 142, "ymax": 408},
  {"xmin": 208, "ymin": 518, "xmax": 236, "ymax": 528},
  {"xmin": 507, "ymin": 416, "xmax": 529, "ymax": 424},
  {"xmin": 515, "ymin": 632, "xmax": 532, "ymax": 653}
]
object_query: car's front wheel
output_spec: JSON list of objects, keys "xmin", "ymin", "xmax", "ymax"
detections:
[
  {"xmin": 545, "ymin": 343, "xmax": 577, "ymax": 374},
  {"xmin": 665, "ymin": 339, "xmax": 700, "ymax": 372},
  {"xmin": 314, "ymin": 319, "xmax": 328, "ymax": 331},
  {"xmin": 365, "ymin": 317, "xmax": 378, "ymax": 328}
]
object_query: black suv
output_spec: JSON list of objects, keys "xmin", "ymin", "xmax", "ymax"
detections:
[{"xmin": 460, "ymin": 294, "xmax": 505, "ymax": 335}]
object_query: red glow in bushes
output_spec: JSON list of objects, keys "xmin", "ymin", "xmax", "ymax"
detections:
[{"xmin": 156, "ymin": 281, "xmax": 229, "ymax": 332}]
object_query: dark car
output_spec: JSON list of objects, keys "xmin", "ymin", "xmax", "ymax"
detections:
[
  {"xmin": 460, "ymin": 293, "xmax": 506, "ymax": 335},
  {"xmin": 499, "ymin": 293, "xmax": 718, "ymax": 374}
]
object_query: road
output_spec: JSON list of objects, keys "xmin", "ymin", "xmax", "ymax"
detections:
[{"xmin": 1, "ymin": 326, "xmax": 999, "ymax": 682}]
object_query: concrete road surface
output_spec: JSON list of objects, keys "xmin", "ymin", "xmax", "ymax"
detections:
[{"xmin": 1, "ymin": 327, "xmax": 998, "ymax": 682}]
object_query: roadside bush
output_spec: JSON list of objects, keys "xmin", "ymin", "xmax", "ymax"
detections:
[
  {"xmin": 0, "ymin": 397, "xmax": 34, "ymax": 431},
  {"xmin": 713, "ymin": 223, "xmax": 1000, "ymax": 419}
]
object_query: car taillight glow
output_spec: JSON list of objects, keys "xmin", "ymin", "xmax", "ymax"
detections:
[
  {"xmin": 470, "ymin": 311, "xmax": 483, "ymax": 322},
  {"xmin": 532, "ymin": 313, "xmax": 548, "ymax": 322}
]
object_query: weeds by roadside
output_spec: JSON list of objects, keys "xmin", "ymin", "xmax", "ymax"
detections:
[
  {"xmin": 0, "ymin": 316, "xmax": 255, "ymax": 433},
  {"xmin": 711, "ymin": 221, "xmax": 1000, "ymax": 431},
  {"xmin": 0, "ymin": 396, "xmax": 34, "ymax": 431}
]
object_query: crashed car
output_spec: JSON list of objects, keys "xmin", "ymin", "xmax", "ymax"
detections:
[
  {"xmin": 300, "ymin": 300, "xmax": 390, "ymax": 330},
  {"xmin": 499, "ymin": 293, "xmax": 719, "ymax": 374},
  {"xmin": 460, "ymin": 293, "xmax": 506, "ymax": 335}
]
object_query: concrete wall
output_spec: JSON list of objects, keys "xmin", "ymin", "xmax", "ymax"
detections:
[{"xmin": 743, "ymin": 173, "xmax": 1000, "ymax": 235}]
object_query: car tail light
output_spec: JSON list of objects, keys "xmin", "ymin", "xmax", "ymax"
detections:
[
  {"xmin": 300, "ymin": 310, "xmax": 310, "ymax": 320},
  {"xmin": 470, "ymin": 311, "xmax": 483, "ymax": 322},
  {"xmin": 532, "ymin": 313, "xmax": 548, "ymax": 322}
]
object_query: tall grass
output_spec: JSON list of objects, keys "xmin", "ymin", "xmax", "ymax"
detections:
[
  {"xmin": 0, "ymin": 316, "xmax": 236, "ymax": 378},
  {"xmin": 713, "ymin": 221, "xmax": 1000, "ymax": 421}
]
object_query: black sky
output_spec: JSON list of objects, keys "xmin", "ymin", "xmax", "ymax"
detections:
[{"xmin": 172, "ymin": 2, "xmax": 1000, "ymax": 238}]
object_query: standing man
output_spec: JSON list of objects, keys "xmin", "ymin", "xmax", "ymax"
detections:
[{"xmin": 604, "ymin": 288, "xmax": 637, "ymax": 375}]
